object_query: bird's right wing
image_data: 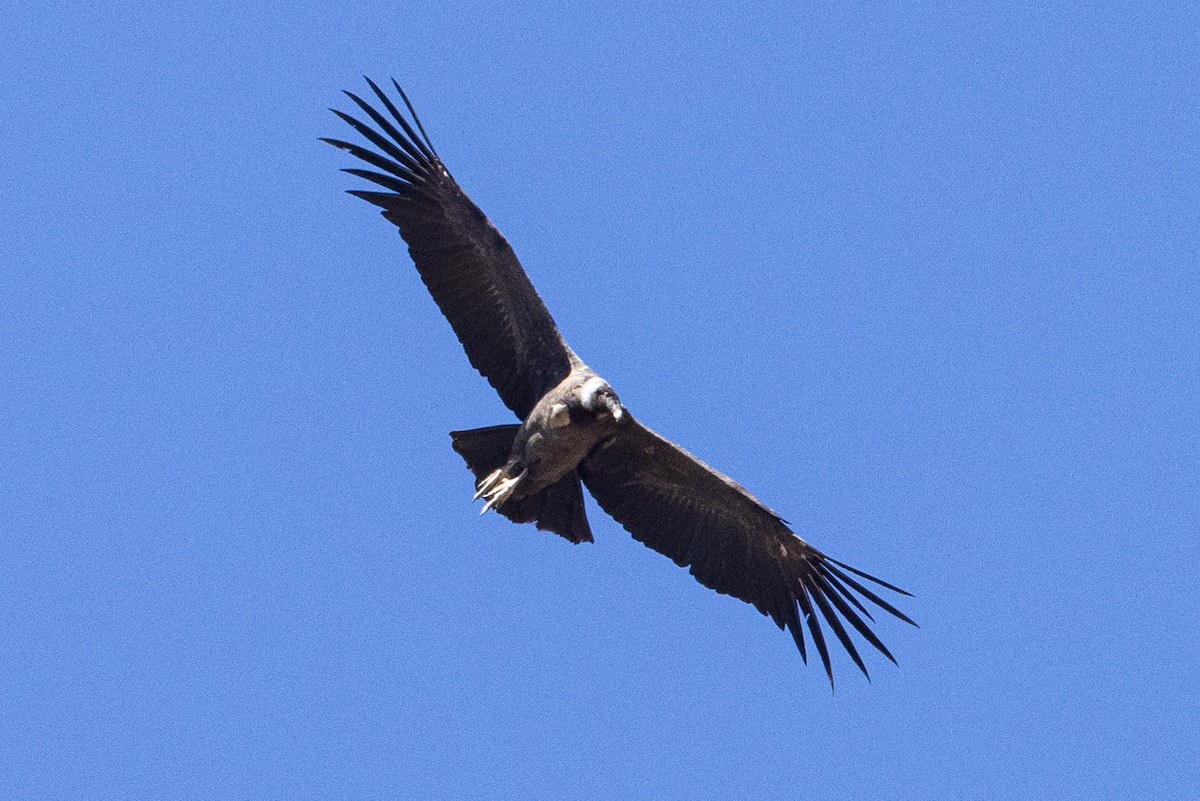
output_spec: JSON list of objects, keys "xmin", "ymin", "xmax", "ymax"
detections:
[
  {"xmin": 324, "ymin": 79, "xmax": 575, "ymax": 420},
  {"xmin": 579, "ymin": 416, "xmax": 915, "ymax": 686}
]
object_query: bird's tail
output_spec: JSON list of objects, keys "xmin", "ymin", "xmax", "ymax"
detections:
[{"xmin": 449, "ymin": 425, "xmax": 594, "ymax": 544}]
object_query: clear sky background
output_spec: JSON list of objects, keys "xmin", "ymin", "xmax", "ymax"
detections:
[{"xmin": 3, "ymin": 2, "xmax": 1197, "ymax": 799}]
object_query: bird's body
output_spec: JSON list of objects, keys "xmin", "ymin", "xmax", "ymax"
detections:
[
  {"xmin": 325, "ymin": 79, "xmax": 915, "ymax": 685},
  {"xmin": 468, "ymin": 369, "xmax": 624, "ymax": 516}
]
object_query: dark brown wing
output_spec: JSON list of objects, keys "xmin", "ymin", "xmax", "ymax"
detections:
[
  {"xmin": 324, "ymin": 79, "xmax": 574, "ymax": 419},
  {"xmin": 579, "ymin": 416, "xmax": 916, "ymax": 687}
]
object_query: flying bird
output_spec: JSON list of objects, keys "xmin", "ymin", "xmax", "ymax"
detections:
[{"xmin": 324, "ymin": 79, "xmax": 915, "ymax": 685}]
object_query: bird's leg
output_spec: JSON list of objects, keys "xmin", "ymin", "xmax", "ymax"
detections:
[{"xmin": 478, "ymin": 470, "xmax": 525, "ymax": 514}]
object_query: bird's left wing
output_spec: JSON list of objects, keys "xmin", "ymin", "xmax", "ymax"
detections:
[
  {"xmin": 324, "ymin": 80, "xmax": 575, "ymax": 419},
  {"xmin": 579, "ymin": 416, "xmax": 915, "ymax": 686}
]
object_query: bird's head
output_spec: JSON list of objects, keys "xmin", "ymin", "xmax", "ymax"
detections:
[{"xmin": 580, "ymin": 376, "xmax": 624, "ymax": 423}]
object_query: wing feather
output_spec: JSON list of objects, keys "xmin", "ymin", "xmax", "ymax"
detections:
[
  {"xmin": 325, "ymin": 80, "xmax": 574, "ymax": 419},
  {"xmin": 579, "ymin": 416, "xmax": 915, "ymax": 687}
]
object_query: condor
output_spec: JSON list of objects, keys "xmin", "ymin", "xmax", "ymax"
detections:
[{"xmin": 324, "ymin": 79, "xmax": 915, "ymax": 686}]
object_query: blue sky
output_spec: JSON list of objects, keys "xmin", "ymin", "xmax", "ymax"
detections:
[{"xmin": 3, "ymin": 2, "xmax": 1197, "ymax": 799}]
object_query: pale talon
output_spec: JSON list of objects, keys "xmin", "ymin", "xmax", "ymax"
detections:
[
  {"xmin": 477, "ymin": 473, "xmax": 522, "ymax": 514},
  {"xmin": 472, "ymin": 469, "xmax": 503, "ymax": 501}
]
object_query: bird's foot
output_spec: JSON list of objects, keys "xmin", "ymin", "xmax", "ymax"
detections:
[
  {"xmin": 476, "ymin": 470, "xmax": 523, "ymax": 514},
  {"xmin": 472, "ymin": 469, "xmax": 504, "ymax": 501}
]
